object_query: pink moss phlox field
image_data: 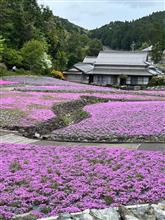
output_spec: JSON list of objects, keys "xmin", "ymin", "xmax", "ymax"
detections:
[
  {"xmin": 53, "ymin": 101, "xmax": 165, "ymax": 139},
  {"xmin": 17, "ymin": 85, "xmax": 115, "ymax": 92},
  {"xmin": 14, "ymin": 87, "xmax": 165, "ymax": 101},
  {"xmin": 86, "ymin": 93, "xmax": 165, "ymax": 101},
  {"xmin": 3, "ymin": 76, "xmax": 165, "ymax": 97},
  {"xmin": 0, "ymin": 80, "xmax": 19, "ymax": 85},
  {"xmin": 0, "ymin": 91, "xmax": 81, "ymax": 126},
  {"xmin": 135, "ymin": 90, "xmax": 165, "ymax": 97},
  {"xmin": 3, "ymin": 76, "xmax": 93, "ymax": 86},
  {"xmin": 0, "ymin": 143, "xmax": 164, "ymax": 219}
]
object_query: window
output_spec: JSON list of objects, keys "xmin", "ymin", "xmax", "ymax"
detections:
[
  {"xmin": 126, "ymin": 76, "xmax": 131, "ymax": 85},
  {"xmin": 138, "ymin": 77, "xmax": 149, "ymax": 85},
  {"xmin": 97, "ymin": 75, "xmax": 104, "ymax": 84},
  {"xmin": 131, "ymin": 77, "xmax": 138, "ymax": 85},
  {"xmin": 131, "ymin": 76, "xmax": 149, "ymax": 85}
]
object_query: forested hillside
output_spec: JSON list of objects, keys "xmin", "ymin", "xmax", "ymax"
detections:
[
  {"xmin": 0, "ymin": 0, "xmax": 164, "ymax": 75},
  {"xmin": 89, "ymin": 11, "xmax": 165, "ymax": 51},
  {"xmin": 0, "ymin": 0, "xmax": 102, "ymax": 73}
]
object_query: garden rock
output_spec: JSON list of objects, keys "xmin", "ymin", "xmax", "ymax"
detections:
[
  {"xmin": 79, "ymin": 213, "xmax": 94, "ymax": 220},
  {"xmin": 152, "ymin": 202, "xmax": 165, "ymax": 220},
  {"xmin": 57, "ymin": 213, "xmax": 72, "ymax": 220},
  {"xmin": 131, "ymin": 205, "xmax": 156, "ymax": 220},
  {"xmin": 90, "ymin": 207, "xmax": 119, "ymax": 220},
  {"xmin": 12, "ymin": 203, "xmax": 165, "ymax": 220},
  {"xmin": 38, "ymin": 217, "xmax": 58, "ymax": 220},
  {"xmin": 118, "ymin": 206, "xmax": 139, "ymax": 220}
]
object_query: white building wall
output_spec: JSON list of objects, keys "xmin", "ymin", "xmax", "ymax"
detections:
[{"xmin": 67, "ymin": 75, "xmax": 82, "ymax": 82}]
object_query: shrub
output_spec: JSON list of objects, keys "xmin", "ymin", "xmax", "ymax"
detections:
[
  {"xmin": 0, "ymin": 62, "xmax": 7, "ymax": 71},
  {"xmin": 0, "ymin": 62, "xmax": 8, "ymax": 76},
  {"xmin": 51, "ymin": 70, "xmax": 64, "ymax": 80},
  {"xmin": 156, "ymin": 64, "xmax": 165, "ymax": 73},
  {"xmin": 148, "ymin": 76, "xmax": 165, "ymax": 86},
  {"xmin": 2, "ymin": 48, "xmax": 23, "ymax": 68}
]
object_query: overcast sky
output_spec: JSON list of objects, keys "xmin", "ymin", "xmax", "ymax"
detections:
[{"xmin": 38, "ymin": 0, "xmax": 165, "ymax": 29}]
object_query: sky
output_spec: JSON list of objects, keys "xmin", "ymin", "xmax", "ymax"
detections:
[{"xmin": 38, "ymin": 0, "xmax": 165, "ymax": 29}]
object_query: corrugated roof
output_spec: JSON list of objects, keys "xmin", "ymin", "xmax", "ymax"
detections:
[
  {"xmin": 95, "ymin": 51, "xmax": 148, "ymax": 66},
  {"xmin": 83, "ymin": 56, "xmax": 97, "ymax": 64}
]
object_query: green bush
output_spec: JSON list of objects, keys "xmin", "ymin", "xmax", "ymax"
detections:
[
  {"xmin": 148, "ymin": 76, "xmax": 165, "ymax": 86},
  {"xmin": 156, "ymin": 64, "xmax": 165, "ymax": 73},
  {"xmin": 51, "ymin": 70, "xmax": 64, "ymax": 79},
  {"xmin": 2, "ymin": 48, "xmax": 23, "ymax": 68},
  {"xmin": 0, "ymin": 62, "xmax": 8, "ymax": 76}
]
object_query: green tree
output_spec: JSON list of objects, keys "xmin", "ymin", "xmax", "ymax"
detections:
[
  {"xmin": 0, "ymin": 36, "xmax": 5, "ymax": 61},
  {"xmin": 21, "ymin": 39, "xmax": 51, "ymax": 73},
  {"xmin": 89, "ymin": 11, "xmax": 165, "ymax": 51},
  {"xmin": 151, "ymin": 42, "xmax": 163, "ymax": 63},
  {"xmin": 139, "ymin": 42, "xmax": 150, "ymax": 50},
  {"xmin": 54, "ymin": 51, "xmax": 68, "ymax": 70},
  {"xmin": 87, "ymin": 39, "xmax": 103, "ymax": 56},
  {"xmin": 2, "ymin": 48, "xmax": 23, "ymax": 67}
]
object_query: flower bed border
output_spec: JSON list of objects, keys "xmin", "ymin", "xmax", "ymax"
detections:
[
  {"xmin": 15, "ymin": 87, "xmax": 165, "ymax": 97},
  {"xmin": 20, "ymin": 96, "xmax": 110, "ymax": 138},
  {"xmin": 12, "ymin": 202, "xmax": 165, "ymax": 220}
]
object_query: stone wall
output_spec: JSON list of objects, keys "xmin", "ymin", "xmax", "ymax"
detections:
[{"xmin": 12, "ymin": 202, "xmax": 165, "ymax": 220}]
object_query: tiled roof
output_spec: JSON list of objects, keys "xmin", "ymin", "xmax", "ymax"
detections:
[
  {"xmin": 95, "ymin": 51, "xmax": 148, "ymax": 66},
  {"xmin": 83, "ymin": 56, "xmax": 97, "ymax": 64},
  {"xmin": 74, "ymin": 63, "xmax": 94, "ymax": 73}
]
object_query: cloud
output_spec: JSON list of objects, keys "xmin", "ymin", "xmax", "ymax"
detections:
[{"xmin": 37, "ymin": 0, "xmax": 164, "ymax": 29}]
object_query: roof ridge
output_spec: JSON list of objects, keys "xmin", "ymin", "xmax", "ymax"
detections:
[{"xmin": 99, "ymin": 50, "xmax": 147, "ymax": 54}]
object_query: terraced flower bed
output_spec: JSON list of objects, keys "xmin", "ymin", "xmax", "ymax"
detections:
[
  {"xmin": 0, "ymin": 80, "xmax": 19, "ymax": 85},
  {"xmin": 0, "ymin": 143, "xmax": 164, "ymax": 219},
  {"xmin": 0, "ymin": 91, "xmax": 81, "ymax": 128},
  {"xmin": 137, "ymin": 90, "xmax": 165, "ymax": 97},
  {"xmin": 1, "ymin": 89, "xmax": 163, "ymax": 129},
  {"xmin": 52, "ymin": 101, "xmax": 165, "ymax": 142},
  {"xmin": 3, "ymin": 76, "xmax": 99, "ymax": 87},
  {"xmin": 16, "ymin": 85, "xmax": 116, "ymax": 93},
  {"xmin": 16, "ymin": 85, "xmax": 165, "ymax": 97},
  {"xmin": 1, "ymin": 77, "xmax": 165, "ymax": 142},
  {"xmin": 3, "ymin": 76, "xmax": 165, "ymax": 96}
]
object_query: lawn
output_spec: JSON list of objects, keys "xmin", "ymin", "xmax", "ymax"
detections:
[{"xmin": 0, "ymin": 143, "xmax": 164, "ymax": 219}]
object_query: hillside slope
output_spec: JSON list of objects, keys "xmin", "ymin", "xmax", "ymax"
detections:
[
  {"xmin": 0, "ymin": 0, "xmax": 102, "ymax": 70},
  {"xmin": 89, "ymin": 11, "xmax": 165, "ymax": 50}
]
